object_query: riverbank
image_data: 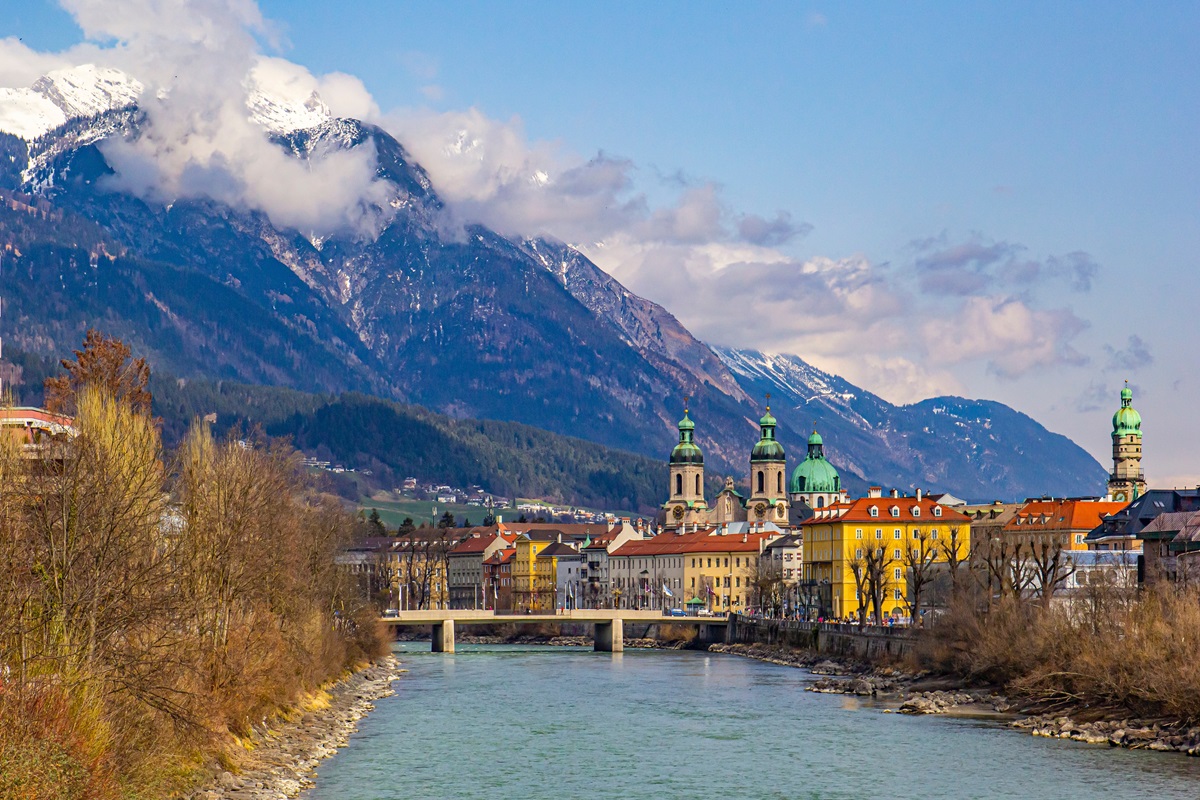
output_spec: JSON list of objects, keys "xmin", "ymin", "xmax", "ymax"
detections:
[
  {"xmin": 709, "ymin": 641, "xmax": 1200, "ymax": 757},
  {"xmin": 189, "ymin": 656, "xmax": 403, "ymax": 800}
]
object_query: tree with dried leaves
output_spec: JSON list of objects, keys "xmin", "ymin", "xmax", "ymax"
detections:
[
  {"xmin": 44, "ymin": 329, "xmax": 152, "ymax": 416},
  {"xmin": 902, "ymin": 530, "xmax": 939, "ymax": 624}
]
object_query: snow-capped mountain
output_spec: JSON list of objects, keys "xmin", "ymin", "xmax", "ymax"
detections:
[
  {"xmin": 0, "ymin": 65, "xmax": 142, "ymax": 141},
  {"xmin": 0, "ymin": 65, "xmax": 1106, "ymax": 500},
  {"xmin": 714, "ymin": 348, "xmax": 1106, "ymax": 500}
]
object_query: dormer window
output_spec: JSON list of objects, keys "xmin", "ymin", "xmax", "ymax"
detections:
[
  {"xmin": 933, "ymin": 506, "xmax": 942, "ymax": 517},
  {"xmin": 911, "ymin": 506, "xmax": 921, "ymax": 517},
  {"xmin": 869, "ymin": 506, "xmax": 879, "ymax": 518},
  {"xmin": 890, "ymin": 506, "xmax": 900, "ymax": 517}
]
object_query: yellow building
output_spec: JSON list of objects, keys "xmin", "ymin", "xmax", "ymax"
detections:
[
  {"xmin": 512, "ymin": 532, "xmax": 560, "ymax": 611},
  {"xmin": 681, "ymin": 528, "xmax": 777, "ymax": 613},
  {"xmin": 801, "ymin": 490, "xmax": 971, "ymax": 622}
]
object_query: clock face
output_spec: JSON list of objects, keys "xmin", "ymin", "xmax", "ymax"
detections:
[
  {"xmin": 1115, "ymin": 491, "xmax": 1127, "ymax": 501},
  {"xmin": 754, "ymin": 502, "xmax": 766, "ymax": 519},
  {"xmin": 672, "ymin": 506, "xmax": 684, "ymax": 519}
]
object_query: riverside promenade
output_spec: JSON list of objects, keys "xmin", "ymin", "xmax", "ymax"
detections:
[{"xmin": 377, "ymin": 609, "xmax": 729, "ymax": 653}]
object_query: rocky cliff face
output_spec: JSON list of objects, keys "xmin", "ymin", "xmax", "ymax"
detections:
[{"xmin": 0, "ymin": 72, "xmax": 1106, "ymax": 500}]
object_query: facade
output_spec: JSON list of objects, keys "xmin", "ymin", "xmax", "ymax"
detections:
[
  {"xmin": 1108, "ymin": 382, "xmax": 1147, "ymax": 502},
  {"xmin": 534, "ymin": 541, "xmax": 579, "ymax": 609},
  {"xmin": 1137, "ymin": 511, "xmax": 1200, "ymax": 585},
  {"xmin": 801, "ymin": 490, "xmax": 972, "ymax": 621},
  {"xmin": 609, "ymin": 537, "xmax": 689, "ymax": 610},
  {"xmin": 682, "ymin": 529, "xmax": 776, "ymax": 613},
  {"xmin": 1088, "ymin": 488, "xmax": 1200, "ymax": 553},
  {"xmin": 511, "ymin": 532, "xmax": 558, "ymax": 611},
  {"xmin": 555, "ymin": 548, "xmax": 586, "ymax": 609},
  {"xmin": 580, "ymin": 524, "xmax": 643, "ymax": 608},
  {"xmin": 483, "ymin": 548, "xmax": 516, "ymax": 610},
  {"xmin": 961, "ymin": 502, "xmax": 1022, "ymax": 553},
  {"xmin": 447, "ymin": 528, "xmax": 516, "ymax": 609}
]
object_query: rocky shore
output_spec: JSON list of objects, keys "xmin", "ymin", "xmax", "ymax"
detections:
[
  {"xmin": 710, "ymin": 641, "xmax": 1200, "ymax": 756},
  {"xmin": 189, "ymin": 656, "xmax": 403, "ymax": 800}
]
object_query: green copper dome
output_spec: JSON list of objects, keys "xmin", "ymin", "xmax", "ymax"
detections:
[
  {"xmin": 1112, "ymin": 383, "xmax": 1142, "ymax": 438},
  {"xmin": 790, "ymin": 428, "xmax": 841, "ymax": 494},
  {"xmin": 670, "ymin": 410, "xmax": 704, "ymax": 465},
  {"xmin": 750, "ymin": 406, "xmax": 786, "ymax": 462}
]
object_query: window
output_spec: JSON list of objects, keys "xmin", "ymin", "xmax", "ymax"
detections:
[
  {"xmin": 691, "ymin": 577, "xmax": 695, "ymax": 587},
  {"xmin": 735, "ymin": 557, "xmax": 740, "ymax": 567},
  {"xmin": 695, "ymin": 474, "xmax": 701, "ymax": 495},
  {"xmin": 869, "ymin": 506, "xmax": 879, "ymax": 517},
  {"xmin": 855, "ymin": 549, "xmax": 863, "ymax": 559},
  {"xmin": 735, "ymin": 577, "xmax": 741, "ymax": 587},
  {"xmin": 890, "ymin": 506, "xmax": 900, "ymax": 517},
  {"xmin": 893, "ymin": 549, "xmax": 901, "ymax": 560},
  {"xmin": 816, "ymin": 496, "xmax": 825, "ymax": 508},
  {"xmin": 707, "ymin": 558, "xmax": 712, "ymax": 568},
  {"xmin": 894, "ymin": 567, "xmax": 901, "ymax": 579},
  {"xmin": 777, "ymin": 472, "xmax": 783, "ymax": 493},
  {"xmin": 725, "ymin": 558, "xmax": 729, "ymax": 568},
  {"xmin": 894, "ymin": 589, "xmax": 902, "ymax": 600},
  {"xmin": 894, "ymin": 530, "xmax": 901, "ymax": 539},
  {"xmin": 875, "ymin": 530, "xmax": 882, "ymax": 540},
  {"xmin": 692, "ymin": 558, "xmax": 696, "ymax": 568},
  {"xmin": 912, "ymin": 506, "xmax": 921, "ymax": 517},
  {"xmin": 1075, "ymin": 534, "xmax": 1083, "ymax": 544},
  {"xmin": 675, "ymin": 473, "xmax": 682, "ymax": 497},
  {"xmin": 931, "ymin": 530, "xmax": 939, "ymax": 540},
  {"xmin": 933, "ymin": 506, "xmax": 942, "ymax": 517},
  {"xmin": 757, "ymin": 471, "xmax": 765, "ymax": 493},
  {"xmin": 856, "ymin": 530, "xmax": 863, "ymax": 539}
]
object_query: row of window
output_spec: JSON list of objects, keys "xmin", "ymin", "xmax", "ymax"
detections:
[
  {"xmin": 867, "ymin": 505, "xmax": 943, "ymax": 518},
  {"xmin": 855, "ymin": 528, "xmax": 942, "ymax": 540}
]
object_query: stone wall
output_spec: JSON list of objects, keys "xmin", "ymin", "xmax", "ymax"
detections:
[{"xmin": 725, "ymin": 614, "xmax": 915, "ymax": 660}]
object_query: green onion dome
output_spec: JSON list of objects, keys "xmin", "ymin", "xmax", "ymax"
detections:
[
  {"xmin": 670, "ymin": 410, "xmax": 704, "ymax": 465},
  {"xmin": 1112, "ymin": 383, "xmax": 1142, "ymax": 438},
  {"xmin": 750, "ymin": 406, "xmax": 786, "ymax": 462},
  {"xmin": 790, "ymin": 428, "xmax": 841, "ymax": 493}
]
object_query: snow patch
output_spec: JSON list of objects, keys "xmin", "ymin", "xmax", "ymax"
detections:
[{"xmin": 0, "ymin": 65, "xmax": 142, "ymax": 141}]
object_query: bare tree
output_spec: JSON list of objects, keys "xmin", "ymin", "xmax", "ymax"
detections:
[
  {"xmin": 903, "ymin": 531, "xmax": 938, "ymax": 625},
  {"xmin": 862, "ymin": 546, "xmax": 896, "ymax": 625},
  {"xmin": 940, "ymin": 526, "xmax": 968, "ymax": 597},
  {"xmin": 849, "ymin": 550, "xmax": 871, "ymax": 626},
  {"xmin": 1029, "ymin": 538, "xmax": 1077, "ymax": 608}
]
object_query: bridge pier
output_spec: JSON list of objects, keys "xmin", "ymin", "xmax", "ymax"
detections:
[
  {"xmin": 594, "ymin": 618, "xmax": 623, "ymax": 652},
  {"xmin": 432, "ymin": 620, "xmax": 455, "ymax": 653}
]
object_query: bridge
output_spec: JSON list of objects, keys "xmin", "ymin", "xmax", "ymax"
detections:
[{"xmin": 378, "ymin": 609, "xmax": 729, "ymax": 653}]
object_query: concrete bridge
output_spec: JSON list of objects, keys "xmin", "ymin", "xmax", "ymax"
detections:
[{"xmin": 378, "ymin": 609, "xmax": 729, "ymax": 653}]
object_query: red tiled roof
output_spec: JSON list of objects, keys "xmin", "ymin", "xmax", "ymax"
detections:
[
  {"xmin": 610, "ymin": 528, "xmax": 772, "ymax": 557},
  {"xmin": 800, "ymin": 496, "xmax": 971, "ymax": 526},
  {"xmin": 1003, "ymin": 499, "xmax": 1128, "ymax": 533}
]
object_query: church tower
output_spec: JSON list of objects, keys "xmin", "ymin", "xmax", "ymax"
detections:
[
  {"xmin": 1108, "ymin": 381, "xmax": 1146, "ymax": 503},
  {"xmin": 747, "ymin": 399, "xmax": 789, "ymax": 524},
  {"xmin": 663, "ymin": 401, "xmax": 708, "ymax": 530}
]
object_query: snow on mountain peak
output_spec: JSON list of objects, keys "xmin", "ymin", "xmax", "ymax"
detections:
[
  {"xmin": 0, "ymin": 64, "xmax": 142, "ymax": 140},
  {"xmin": 0, "ymin": 60, "xmax": 337, "ymax": 142}
]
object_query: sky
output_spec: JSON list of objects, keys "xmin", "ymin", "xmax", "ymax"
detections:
[{"xmin": 4, "ymin": 1, "xmax": 1199, "ymax": 486}]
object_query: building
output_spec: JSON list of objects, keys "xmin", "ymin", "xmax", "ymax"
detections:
[
  {"xmin": 759, "ymin": 533, "xmax": 803, "ymax": 614},
  {"xmin": 746, "ymin": 407, "xmax": 789, "ymax": 525},
  {"xmin": 534, "ymin": 541, "xmax": 579, "ymax": 609},
  {"xmin": 801, "ymin": 489, "xmax": 972, "ymax": 622},
  {"xmin": 1001, "ymin": 499, "xmax": 1128, "ymax": 552},
  {"xmin": 1108, "ymin": 382, "xmax": 1147, "ymax": 502},
  {"xmin": 483, "ymin": 548, "xmax": 516, "ymax": 610},
  {"xmin": 556, "ymin": 547, "xmax": 587, "ymax": 609},
  {"xmin": 511, "ymin": 531, "xmax": 559, "ymax": 611},
  {"xmin": 609, "ymin": 536, "xmax": 689, "ymax": 610},
  {"xmin": 961, "ymin": 502, "xmax": 1022, "ymax": 553},
  {"xmin": 1136, "ymin": 510, "xmax": 1200, "ymax": 585},
  {"xmin": 1087, "ymin": 488, "xmax": 1200, "ymax": 553},
  {"xmin": 580, "ymin": 525, "xmax": 643, "ymax": 608},
  {"xmin": 446, "ymin": 528, "xmax": 516, "ymax": 609},
  {"xmin": 663, "ymin": 401, "xmax": 839, "ymax": 532},
  {"xmin": 682, "ymin": 527, "xmax": 777, "ymax": 613},
  {"xmin": 662, "ymin": 405, "xmax": 712, "ymax": 530},
  {"xmin": 789, "ymin": 429, "xmax": 848, "ymax": 523}
]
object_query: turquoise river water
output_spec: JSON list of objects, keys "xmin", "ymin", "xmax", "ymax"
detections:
[{"xmin": 303, "ymin": 643, "xmax": 1200, "ymax": 799}]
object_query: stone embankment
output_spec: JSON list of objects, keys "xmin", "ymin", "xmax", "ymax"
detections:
[
  {"xmin": 711, "ymin": 643, "xmax": 1009, "ymax": 714},
  {"xmin": 1013, "ymin": 715, "xmax": 1200, "ymax": 756},
  {"xmin": 189, "ymin": 657, "xmax": 403, "ymax": 800}
]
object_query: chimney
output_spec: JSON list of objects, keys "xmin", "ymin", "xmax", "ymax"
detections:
[
  {"xmin": 497, "ymin": 515, "xmax": 503, "ymax": 524},
  {"xmin": 557, "ymin": 533, "xmax": 562, "ymax": 543},
  {"xmin": 868, "ymin": 486, "xmax": 882, "ymax": 498},
  {"xmin": 890, "ymin": 488, "xmax": 900, "ymax": 498},
  {"xmin": 916, "ymin": 488, "xmax": 923, "ymax": 501}
]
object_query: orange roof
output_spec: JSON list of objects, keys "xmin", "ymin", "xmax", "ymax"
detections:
[
  {"xmin": 484, "ymin": 549, "xmax": 516, "ymax": 565},
  {"xmin": 800, "ymin": 496, "xmax": 971, "ymax": 526},
  {"xmin": 1003, "ymin": 499, "xmax": 1128, "ymax": 533}
]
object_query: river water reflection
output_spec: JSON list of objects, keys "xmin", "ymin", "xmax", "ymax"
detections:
[{"xmin": 304, "ymin": 644, "xmax": 1200, "ymax": 799}]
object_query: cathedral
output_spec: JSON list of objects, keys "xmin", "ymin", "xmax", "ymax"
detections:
[{"xmin": 661, "ymin": 402, "xmax": 847, "ymax": 531}]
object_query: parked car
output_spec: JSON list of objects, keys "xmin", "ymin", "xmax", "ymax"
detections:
[
  {"xmin": 665, "ymin": 608, "xmax": 686, "ymax": 617},
  {"xmin": 382, "ymin": 608, "xmax": 399, "ymax": 618}
]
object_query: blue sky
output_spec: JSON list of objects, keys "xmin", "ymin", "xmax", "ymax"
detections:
[{"xmin": 7, "ymin": 1, "xmax": 1199, "ymax": 484}]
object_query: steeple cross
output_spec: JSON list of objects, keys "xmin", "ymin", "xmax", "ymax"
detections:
[
  {"xmin": 684, "ymin": 394, "xmax": 690, "ymax": 413},
  {"xmin": 765, "ymin": 392, "xmax": 771, "ymax": 411}
]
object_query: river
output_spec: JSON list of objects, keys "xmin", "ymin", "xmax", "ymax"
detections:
[{"xmin": 303, "ymin": 643, "xmax": 1200, "ymax": 799}]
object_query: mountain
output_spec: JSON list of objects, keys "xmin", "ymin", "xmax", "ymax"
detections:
[
  {"xmin": 0, "ymin": 65, "xmax": 1107, "ymax": 502},
  {"xmin": 714, "ymin": 348, "xmax": 1108, "ymax": 501}
]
